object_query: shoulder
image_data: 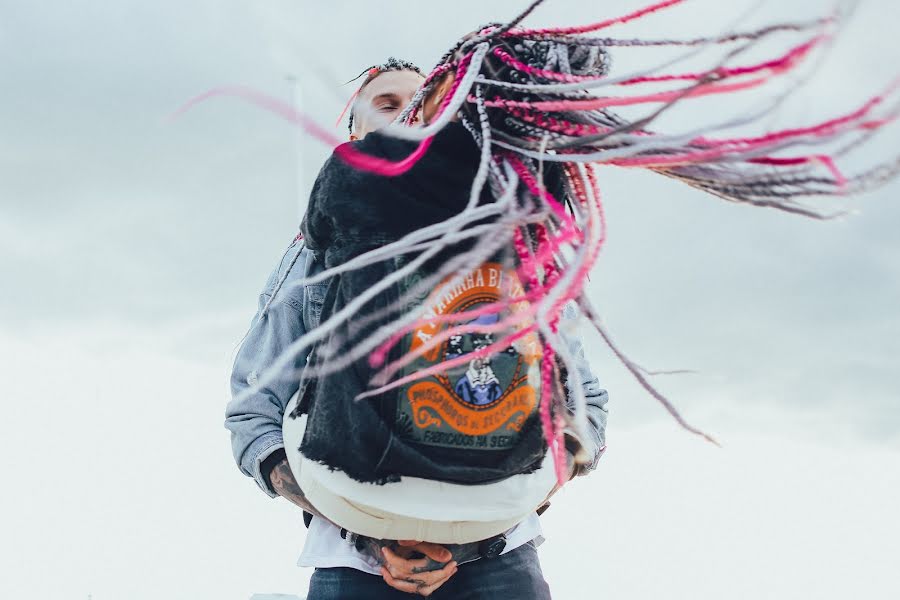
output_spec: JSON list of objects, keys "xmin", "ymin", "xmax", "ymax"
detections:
[{"xmin": 260, "ymin": 236, "xmax": 314, "ymax": 307}]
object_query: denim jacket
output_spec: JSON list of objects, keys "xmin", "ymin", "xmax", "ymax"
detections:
[{"xmin": 225, "ymin": 236, "xmax": 609, "ymax": 497}]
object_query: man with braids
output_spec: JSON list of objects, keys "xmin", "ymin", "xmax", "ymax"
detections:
[
  {"xmin": 225, "ymin": 54, "xmax": 606, "ymax": 598},
  {"xmin": 217, "ymin": 1, "xmax": 898, "ymax": 598},
  {"xmin": 276, "ymin": 48, "xmax": 612, "ymax": 598}
]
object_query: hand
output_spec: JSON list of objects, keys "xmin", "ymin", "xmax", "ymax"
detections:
[{"xmin": 380, "ymin": 540, "xmax": 458, "ymax": 596}]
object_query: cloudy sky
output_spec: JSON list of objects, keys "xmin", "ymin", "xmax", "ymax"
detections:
[{"xmin": 1, "ymin": 1, "xmax": 898, "ymax": 598}]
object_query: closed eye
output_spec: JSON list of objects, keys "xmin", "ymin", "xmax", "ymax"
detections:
[{"xmin": 371, "ymin": 93, "xmax": 402, "ymax": 114}]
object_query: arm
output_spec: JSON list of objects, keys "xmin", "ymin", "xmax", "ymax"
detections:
[
  {"xmin": 264, "ymin": 451, "xmax": 321, "ymax": 517},
  {"xmin": 224, "ymin": 238, "xmax": 313, "ymax": 498}
]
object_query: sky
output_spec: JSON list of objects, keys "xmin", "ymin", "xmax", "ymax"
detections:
[{"xmin": 1, "ymin": 1, "xmax": 898, "ymax": 599}]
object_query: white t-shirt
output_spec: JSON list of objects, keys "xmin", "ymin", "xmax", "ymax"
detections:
[{"xmin": 297, "ymin": 513, "xmax": 544, "ymax": 576}]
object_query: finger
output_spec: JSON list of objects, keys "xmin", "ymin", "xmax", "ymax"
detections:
[
  {"xmin": 382, "ymin": 545, "xmax": 413, "ymax": 566},
  {"xmin": 395, "ymin": 541, "xmax": 452, "ymax": 563},
  {"xmin": 406, "ymin": 561, "xmax": 457, "ymax": 587},
  {"xmin": 415, "ymin": 564, "xmax": 460, "ymax": 596},
  {"xmin": 380, "ymin": 565, "xmax": 458, "ymax": 598},
  {"xmin": 412, "ymin": 541, "xmax": 453, "ymax": 563},
  {"xmin": 382, "ymin": 545, "xmax": 425, "ymax": 577},
  {"xmin": 381, "ymin": 567, "xmax": 428, "ymax": 595},
  {"xmin": 380, "ymin": 546, "xmax": 409, "ymax": 579},
  {"xmin": 383, "ymin": 545, "xmax": 456, "ymax": 578},
  {"xmin": 381, "ymin": 555, "xmax": 457, "ymax": 587},
  {"xmin": 396, "ymin": 540, "xmax": 426, "ymax": 559},
  {"xmin": 392, "ymin": 545, "xmax": 419, "ymax": 560}
]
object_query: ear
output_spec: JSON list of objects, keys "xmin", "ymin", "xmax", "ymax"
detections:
[
  {"xmin": 423, "ymin": 72, "xmax": 457, "ymax": 124},
  {"xmin": 349, "ymin": 134, "xmax": 359, "ymax": 141},
  {"xmin": 433, "ymin": 74, "xmax": 455, "ymax": 106}
]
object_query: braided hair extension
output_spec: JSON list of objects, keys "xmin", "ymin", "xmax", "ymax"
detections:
[
  {"xmin": 200, "ymin": 1, "xmax": 898, "ymax": 484},
  {"xmin": 320, "ymin": 1, "xmax": 896, "ymax": 471}
]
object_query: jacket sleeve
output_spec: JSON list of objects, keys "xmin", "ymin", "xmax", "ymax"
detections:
[
  {"xmin": 558, "ymin": 302, "xmax": 610, "ymax": 478},
  {"xmin": 224, "ymin": 240, "xmax": 312, "ymax": 497}
]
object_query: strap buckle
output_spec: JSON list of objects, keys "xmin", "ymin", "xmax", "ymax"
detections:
[{"xmin": 478, "ymin": 533, "xmax": 507, "ymax": 559}]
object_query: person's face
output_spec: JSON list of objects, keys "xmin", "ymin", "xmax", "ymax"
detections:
[{"xmin": 351, "ymin": 70, "xmax": 424, "ymax": 140}]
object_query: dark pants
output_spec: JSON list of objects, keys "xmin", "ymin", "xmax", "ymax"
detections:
[{"xmin": 306, "ymin": 540, "xmax": 552, "ymax": 599}]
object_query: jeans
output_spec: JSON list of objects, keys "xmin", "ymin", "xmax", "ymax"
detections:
[{"xmin": 306, "ymin": 541, "xmax": 552, "ymax": 599}]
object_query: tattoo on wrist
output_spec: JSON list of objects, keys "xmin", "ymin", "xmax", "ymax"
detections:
[{"xmin": 269, "ymin": 459, "xmax": 314, "ymax": 509}]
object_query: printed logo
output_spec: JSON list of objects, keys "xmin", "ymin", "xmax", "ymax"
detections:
[{"xmin": 396, "ymin": 263, "xmax": 542, "ymax": 450}]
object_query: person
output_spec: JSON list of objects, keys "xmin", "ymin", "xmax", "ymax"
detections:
[{"xmin": 226, "ymin": 56, "xmax": 609, "ymax": 599}]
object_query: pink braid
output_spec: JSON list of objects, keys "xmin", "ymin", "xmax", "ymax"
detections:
[
  {"xmin": 507, "ymin": 105, "xmax": 610, "ymax": 137},
  {"xmin": 484, "ymin": 75, "xmax": 772, "ymax": 112},
  {"xmin": 621, "ymin": 37, "xmax": 821, "ymax": 86},
  {"xmin": 532, "ymin": 223, "xmax": 569, "ymax": 485},
  {"xmin": 606, "ymin": 88, "xmax": 895, "ymax": 170},
  {"xmin": 512, "ymin": 0, "xmax": 688, "ymax": 36},
  {"xmin": 333, "ymin": 137, "xmax": 434, "ymax": 177},
  {"xmin": 492, "ymin": 47, "xmax": 601, "ymax": 84},
  {"xmin": 514, "ymin": 228, "xmax": 566, "ymax": 483},
  {"xmin": 694, "ymin": 83, "xmax": 898, "ymax": 148},
  {"xmin": 750, "ymin": 155, "xmax": 847, "ymax": 190}
]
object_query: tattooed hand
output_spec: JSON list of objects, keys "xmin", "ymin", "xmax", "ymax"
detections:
[
  {"xmin": 380, "ymin": 540, "xmax": 458, "ymax": 596},
  {"xmin": 267, "ymin": 458, "xmax": 322, "ymax": 517}
]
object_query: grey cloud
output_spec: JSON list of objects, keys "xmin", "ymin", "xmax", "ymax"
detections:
[{"xmin": 0, "ymin": 0, "xmax": 897, "ymax": 438}]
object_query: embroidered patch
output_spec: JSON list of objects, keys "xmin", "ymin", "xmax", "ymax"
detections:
[{"xmin": 396, "ymin": 262, "xmax": 542, "ymax": 450}]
